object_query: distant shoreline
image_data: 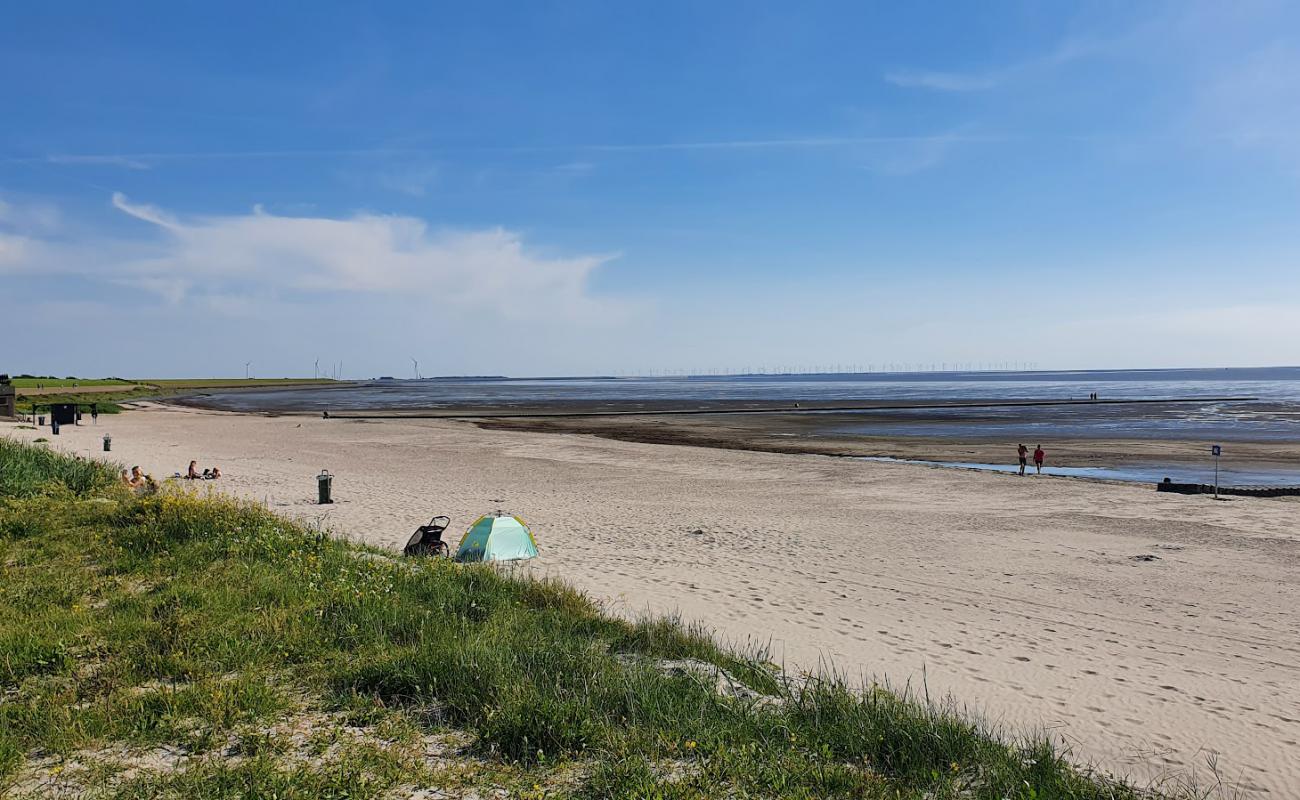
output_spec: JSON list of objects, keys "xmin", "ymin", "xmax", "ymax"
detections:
[{"xmin": 163, "ymin": 391, "xmax": 1300, "ymax": 475}]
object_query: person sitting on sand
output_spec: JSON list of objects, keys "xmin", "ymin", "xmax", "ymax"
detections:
[
  {"xmin": 187, "ymin": 460, "xmax": 201, "ymax": 480},
  {"xmin": 1017, "ymin": 444, "xmax": 1028, "ymax": 476},
  {"xmin": 211, "ymin": 466, "xmax": 222, "ymax": 479},
  {"xmin": 129, "ymin": 466, "xmax": 146, "ymax": 488},
  {"xmin": 1033, "ymin": 445, "xmax": 1045, "ymax": 475},
  {"xmin": 120, "ymin": 469, "xmax": 132, "ymax": 486}
]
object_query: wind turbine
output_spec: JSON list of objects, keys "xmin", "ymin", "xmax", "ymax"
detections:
[
  {"xmin": 245, "ymin": 361, "xmax": 252, "ymax": 379},
  {"xmin": 314, "ymin": 359, "xmax": 319, "ymax": 379},
  {"xmin": 411, "ymin": 358, "xmax": 421, "ymax": 380}
]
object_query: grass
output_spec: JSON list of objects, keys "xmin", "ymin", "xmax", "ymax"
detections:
[
  {"xmin": 0, "ymin": 438, "xmax": 1200, "ymax": 799},
  {"xmin": 18, "ymin": 397, "xmax": 130, "ymax": 416},
  {"xmin": 14, "ymin": 377, "xmax": 341, "ymax": 417},
  {"xmin": 9, "ymin": 378, "xmax": 134, "ymax": 389},
  {"xmin": 141, "ymin": 379, "xmax": 342, "ymax": 389}
]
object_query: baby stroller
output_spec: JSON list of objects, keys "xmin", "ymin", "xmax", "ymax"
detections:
[{"xmin": 404, "ymin": 515, "xmax": 452, "ymax": 558}]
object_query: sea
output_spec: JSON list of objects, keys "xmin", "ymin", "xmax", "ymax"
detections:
[{"xmin": 193, "ymin": 367, "xmax": 1300, "ymax": 486}]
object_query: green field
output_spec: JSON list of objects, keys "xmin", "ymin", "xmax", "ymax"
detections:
[
  {"xmin": 141, "ymin": 379, "xmax": 342, "ymax": 389},
  {"xmin": 14, "ymin": 377, "xmax": 337, "ymax": 394},
  {"xmin": 12, "ymin": 378, "xmax": 341, "ymax": 417},
  {"xmin": 0, "ymin": 438, "xmax": 1196, "ymax": 799},
  {"xmin": 9, "ymin": 378, "xmax": 134, "ymax": 389}
]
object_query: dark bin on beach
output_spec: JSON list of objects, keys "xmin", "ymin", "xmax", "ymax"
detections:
[
  {"xmin": 51, "ymin": 403, "xmax": 77, "ymax": 426},
  {"xmin": 317, "ymin": 470, "xmax": 333, "ymax": 504}
]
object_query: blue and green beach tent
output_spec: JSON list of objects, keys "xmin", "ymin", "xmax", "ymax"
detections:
[{"xmin": 454, "ymin": 513, "xmax": 539, "ymax": 563}]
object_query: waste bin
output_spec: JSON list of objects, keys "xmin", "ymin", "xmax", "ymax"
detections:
[
  {"xmin": 317, "ymin": 470, "xmax": 333, "ymax": 504},
  {"xmin": 103, "ymin": 435, "xmax": 112, "ymax": 452},
  {"xmin": 38, "ymin": 415, "xmax": 45, "ymax": 426},
  {"xmin": 51, "ymin": 404, "xmax": 77, "ymax": 426}
]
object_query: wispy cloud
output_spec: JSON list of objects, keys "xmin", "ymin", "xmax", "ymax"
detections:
[
  {"xmin": 553, "ymin": 161, "xmax": 596, "ymax": 175},
  {"xmin": 2, "ymin": 134, "xmax": 1004, "ymax": 167},
  {"xmin": 111, "ymin": 192, "xmax": 181, "ymax": 230},
  {"xmin": 45, "ymin": 154, "xmax": 152, "ymax": 169},
  {"xmin": 373, "ymin": 162, "xmax": 441, "ymax": 196},
  {"xmin": 0, "ymin": 192, "xmax": 61, "ymax": 234},
  {"xmin": 1195, "ymin": 41, "xmax": 1300, "ymax": 167},
  {"xmin": 884, "ymin": 70, "xmax": 999, "ymax": 92},
  {"xmin": 858, "ymin": 132, "xmax": 969, "ymax": 175},
  {"xmin": 884, "ymin": 32, "xmax": 1111, "ymax": 93}
]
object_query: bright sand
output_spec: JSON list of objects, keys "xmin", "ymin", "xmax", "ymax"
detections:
[{"xmin": 6, "ymin": 404, "xmax": 1299, "ymax": 796}]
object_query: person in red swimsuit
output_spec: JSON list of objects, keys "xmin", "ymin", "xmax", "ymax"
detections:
[{"xmin": 1033, "ymin": 445, "xmax": 1045, "ymax": 474}]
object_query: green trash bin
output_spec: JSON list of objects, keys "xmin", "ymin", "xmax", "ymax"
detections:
[{"xmin": 317, "ymin": 470, "xmax": 333, "ymax": 504}]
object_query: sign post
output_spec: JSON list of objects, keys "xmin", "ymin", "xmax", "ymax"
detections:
[{"xmin": 1211, "ymin": 444, "xmax": 1221, "ymax": 499}]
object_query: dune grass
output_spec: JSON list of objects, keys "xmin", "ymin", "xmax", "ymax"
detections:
[{"xmin": 0, "ymin": 438, "xmax": 1186, "ymax": 799}]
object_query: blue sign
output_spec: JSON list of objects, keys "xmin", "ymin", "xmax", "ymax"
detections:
[{"xmin": 1212, "ymin": 445, "xmax": 1221, "ymax": 457}]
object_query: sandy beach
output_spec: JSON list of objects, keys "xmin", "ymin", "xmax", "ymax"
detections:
[{"xmin": 6, "ymin": 404, "xmax": 1299, "ymax": 796}]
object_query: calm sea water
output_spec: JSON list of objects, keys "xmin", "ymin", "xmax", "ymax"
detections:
[
  {"xmin": 194, "ymin": 367, "xmax": 1300, "ymax": 444},
  {"xmin": 859, "ymin": 457, "xmax": 1300, "ymax": 487}
]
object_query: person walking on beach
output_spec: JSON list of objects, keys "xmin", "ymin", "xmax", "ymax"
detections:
[
  {"xmin": 1017, "ymin": 444, "xmax": 1029, "ymax": 475},
  {"xmin": 90, "ymin": 403, "xmax": 98, "ymax": 424},
  {"xmin": 1033, "ymin": 444, "xmax": 1045, "ymax": 475}
]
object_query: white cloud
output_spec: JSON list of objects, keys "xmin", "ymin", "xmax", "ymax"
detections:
[{"xmin": 1, "ymin": 194, "xmax": 629, "ymax": 323}]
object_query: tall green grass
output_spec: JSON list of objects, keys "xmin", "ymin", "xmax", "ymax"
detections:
[
  {"xmin": 0, "ymin": 440, "xmax": 1192, "ymax": 799},
  {"xmin": 0, "ymin": 437, "xmax": 121, "ymax": 497}
]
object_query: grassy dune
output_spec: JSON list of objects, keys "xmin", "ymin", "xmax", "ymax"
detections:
[{"xmin": 0, "ymin": 438, "xmax": 1187, "ymax": 799}]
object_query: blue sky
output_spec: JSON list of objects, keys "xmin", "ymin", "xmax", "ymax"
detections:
[{"xmin": 2, "ymin": 1, "xmax": 1299, "ymax": 377}]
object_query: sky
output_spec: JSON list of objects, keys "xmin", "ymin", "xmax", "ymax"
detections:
[{"xmin": 2, "ymin": 0, "xmax": 1299, "ymax": 378}]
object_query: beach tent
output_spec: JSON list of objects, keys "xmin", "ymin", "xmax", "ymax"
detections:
[{"xmin": 455, "ymin": 513, "xmax": 539, "ymax": 563}]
